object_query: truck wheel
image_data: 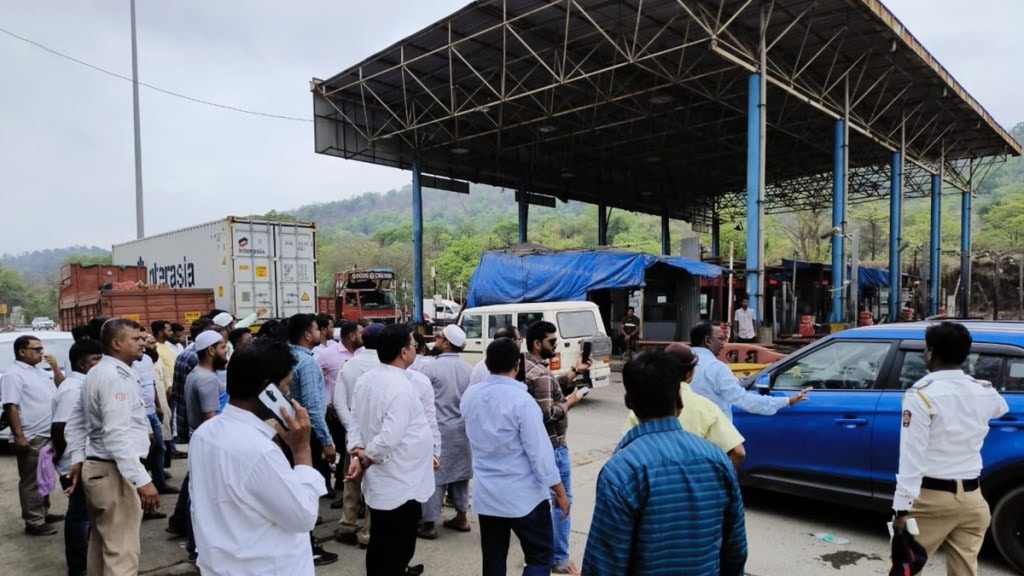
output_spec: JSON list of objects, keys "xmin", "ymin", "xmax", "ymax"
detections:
[{"xmin": 992, "ymin": 485, "xmax": 1024, "ymax": 573}]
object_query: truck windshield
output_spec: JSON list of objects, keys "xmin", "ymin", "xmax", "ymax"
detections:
[{"xmin": 359, "ymin": 290, "xmax": 397, "ymax": 310}]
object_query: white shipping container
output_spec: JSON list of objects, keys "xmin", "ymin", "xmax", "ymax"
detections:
[{"xmin": 112, "ymin": 217, "xmax": 317, "ymax": 320}]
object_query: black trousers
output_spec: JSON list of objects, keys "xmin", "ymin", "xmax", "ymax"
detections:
[
  {"xmin": 310, "ymin": 436, "xmax": 332, "ymax": 493},
  {"xmin": 326, "ymin": 412, "xmax": 346, "ymax": 491},
  {"xmin": 367, "ymin": 499, "xmax": 421, "ymax": 576},
  {"xmin": 479, "ymin": 501, "xmax": 554, "ymax": 576}
]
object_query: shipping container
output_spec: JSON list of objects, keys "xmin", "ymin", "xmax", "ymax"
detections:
[
  {"xmin": 111, "ymin": 217, "xmax": 317, "ymax": 319},
  {"xmin": 59, "ymin": 285, "xmax": 215, "ymax": 331}
]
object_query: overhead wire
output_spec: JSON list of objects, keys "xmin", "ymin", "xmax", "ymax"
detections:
[{"xmin": 0, "ymin": 25, "xmax": 313, "ymax": 123}]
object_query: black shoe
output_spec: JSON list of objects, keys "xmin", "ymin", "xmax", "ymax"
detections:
[
  {"xmin": 315, "ymin": 515, "xmax": 325, "ymax": 526},
  {"xmin": 321, "ymin": 488, "xmax": 337, "ymax": 499},
  {"xmin": 166, "ymin": 524, "xmax": 187, "ymax": 536},
  {"xmin": 334, "ymin": 530, "xmax": 358, "ymax": 546},
  {"xmin": 44, "ymin": 513, "xmax": 65, "ymax": 523},
  {"xmin": 187, "ymin": 552, "xmax": 198, "ymax": 563},
  {"xmin": 406, "ymin": 564, "xmax": 425, "ymax": 576},
  {"xmin": 170, "ymin": 452, "xmax": 188, "ymax": 460},
  {"xmin": 25, "ymin": 523, "xmax": 58, "ymax": 536},
  {"xmin": 143, "ymin": 510, "xmax": 168, "ymax": 520},
  {"xmin": 157, "ymin": 485, "xmax": 180, "ymax": 495},
  {"xmin": 312, "ymin": 543, "xmax": 338, "ymax": 566},
  {"xmin": 164, "ymin": 470, "xmax": 173, "ymax": 479},
  {"xmin": 329, "ymin": 498, "xmax": 344, "ymax": 509}
]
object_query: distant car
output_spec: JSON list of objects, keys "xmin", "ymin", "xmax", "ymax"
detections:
[
  {"xmin": 30, "ymin": 317, "xmax": 55, "ymax": 330},
  {"xmin": 0, "ymin": 331, "xmax": 75, "ymax": 444},
  {"xmin": 733, "ymin": 321, "xmax": 1024, "ymax": 572}
]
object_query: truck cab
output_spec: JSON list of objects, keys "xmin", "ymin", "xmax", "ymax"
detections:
[{"xmin": 335, "ymin": 269, "xmax": 401, "ymax": 324}]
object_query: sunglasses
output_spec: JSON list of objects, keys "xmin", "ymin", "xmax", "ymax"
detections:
[{"xmin": 545, "ymin": 337, "xmax": 558, "ymax": 346}]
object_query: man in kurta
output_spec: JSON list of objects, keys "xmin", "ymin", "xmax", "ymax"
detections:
[{"xmin": 415, "ymin": 324, "xmax": 474, "ymax": 539}]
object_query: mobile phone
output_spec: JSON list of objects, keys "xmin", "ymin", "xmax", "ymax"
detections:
[
  {"xmin": 581, "ymin": 341, "xmax": 592, "ymax": 365},
  {"xmin": 516, "ymin": 352, "xmax": 526, "ymax": 382},
  {"xmin": 258, "ymin": 382, "xmax": 296, "ymax": 429}
]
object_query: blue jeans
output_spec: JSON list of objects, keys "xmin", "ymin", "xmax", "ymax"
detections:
[
  {"xmin": 146, "ymin": 412, "xmax": 167, "ymax": 489},
  {"xmin": 59, "ymin": 474, "xmax": 90, "ymax": 576},
  {"xmin": 549, "ymin": 445, "xmax": 573, "ymax": 565},
  {"xmin": 480, "ymin": 501, "xmax": 553, "ymax": 576}
]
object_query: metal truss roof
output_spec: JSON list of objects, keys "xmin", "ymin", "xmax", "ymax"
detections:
[{"xmin": 311, "ymin": 0, "xmax": 1021, "ymax": 226}]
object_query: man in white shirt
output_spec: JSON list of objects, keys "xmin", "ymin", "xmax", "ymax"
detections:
[
  {"xmin": 189, "ymin": 337, "xmax": 325, "ymax": 576},
  {"xmin": 332, "ymin": 322, "xmax": 380, "ymax": 545},
  {"xmin": 346, "ymin": 324, "xmax": 434, "ymax": 576},
  {"xmin": 2, "ymin": 335, "xmax": 63, "ymax": 535},
  {"xmin": 469, "ymin": 326, "xmax": 521, "ymax": 385},
  {"xmin": 51, "ymin": 339, "xmax": 103, "ymax": 574},
  {"xmin": 689, "ymin": 321, "xmax": 808, "ymax": 422},
  {"xmin": 892, "ymin": 322, "xmax": 1008, "ymax": 575},
  {"xmin": 732, "ymin": 297, "xmax": 758, "ymax": 343},
  {"xmin": 76, "ymin": 319, "xmax": 160, "ymax": 574}
]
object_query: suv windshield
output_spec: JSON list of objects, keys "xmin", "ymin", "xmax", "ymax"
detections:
[{"xmin": 556, "ymin": 311, "xmax": 600, "ymax": 339}]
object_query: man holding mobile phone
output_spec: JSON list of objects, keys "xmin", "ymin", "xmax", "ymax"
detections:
[{"xmin": 189, "ymin": 338, "xmax": 326, "ymax": 576}]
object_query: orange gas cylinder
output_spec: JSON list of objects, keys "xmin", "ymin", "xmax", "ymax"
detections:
[
  {"xmin": 858, "ymin": 310, "xmax": 874, "ymax": 327},
  {"xmin": 798, "ymin": 315, "xmax": 816, "ymax": 337}
]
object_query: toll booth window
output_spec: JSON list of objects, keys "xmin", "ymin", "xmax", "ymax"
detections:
[
  {"xmin": 488, "ymin": 314, "xmax": 512, "ymax": 337},
  {"xmin": 557, "ymin": 311, "xmax": 600, "ymax": 339},
  {"xmin": 461, "ymin": 315, "xmax": 482, "ymax": 339},
  {"xmin": 517, "ymin": 312, "xmax": 545, "ymax": 335}
]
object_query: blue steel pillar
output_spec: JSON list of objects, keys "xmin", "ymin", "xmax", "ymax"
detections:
[
  {"xmin": 929, "ymin": 173, "xmax": 942, "ymax": 316},
  {"xmin": 518, "ymin": 193, "xmax": 529, "ymax": 244},
  {"xmin": 829, "ymin": 120, "xmax": 846, "ymax": 323},
  {"xmin": 661, "ymin": 212, "xmax": 671, "ymax": 255},
  {"xmin": 598, "ymin": 203, "xmax": 608, "ymax": 245},
  {"xmin": 960, "ymin": 183, "xmax": 973, "ymax": 318},
  {"xmin": 745, "ymin": 73, "xmax": 762, "ymax": 317},
  {"xmin": 888, "ymin": 152, "xmax": 903, "ymax": 322},
  {"xmin": 711, "ymin": 216, "xmax": 721, "ymax": 258},
  {"xmin": 412, "ymin": 159, "xmax": 424, "ymax": 325}
]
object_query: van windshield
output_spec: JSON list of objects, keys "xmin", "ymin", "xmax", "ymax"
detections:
[{"xmin": 557, "ymin": 311, "xmax": 600, "ymax": 338}]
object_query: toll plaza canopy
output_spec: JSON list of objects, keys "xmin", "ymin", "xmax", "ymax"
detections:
[
  {"xmin": 312, "ymin": 0, "xmax": 1021, "ymax": 227},
  {"xmin": 466, "ymin": 248, "xmax": 722, "ymax": 306}
]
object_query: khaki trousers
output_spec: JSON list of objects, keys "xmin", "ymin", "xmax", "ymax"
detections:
[
  {"xmin": 82, "ymin": 460, "xmax": 142, "ymax": 576},
  {"xmin": 16, "ymin": 436, "xmax": 51, "ymax": 526},
  {"xmin": 337, "ymin": 450, "xmax": 371, "ymax": 545},
  {"xmin": 912, "ymin": 484, "xmax": 991, "ymax": 576}
]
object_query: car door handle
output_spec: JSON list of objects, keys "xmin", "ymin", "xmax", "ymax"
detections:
[
  {"xmin": 834, "ymin": 417, "xmax": 868, "ymax": 427},
  {"xmin": 990, "ymin": 418, "xmax": 1021, "ymax": 429}
]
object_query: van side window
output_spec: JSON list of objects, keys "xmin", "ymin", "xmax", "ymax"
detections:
[
  {"xmin": 775, "ymin": 341, "xmax": 891, "ymax": 390},
  {"xmin": 899, "ymin": 350, "xmax": 1007, "ymax": 390},
  {"xmin": 518, "ymin": 312, "xmax": 544, "ymax": 335},
  {"xmin": 488, "ymin": 314, "xmax": 512, "ymax": 337},
  {"xmin": 461, "ymin": 315, "xmax": 483, "ymax": 339},
  {"xmin": 556, "ymin": 310, "xmax": 600, "ymax": 338},
  {"xmin": 1005, "ymin": 358, "xmax": 1024, "ymax": 393}
]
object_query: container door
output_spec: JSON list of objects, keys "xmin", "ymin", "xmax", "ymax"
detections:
[
  {"xmin": 230, "ymin": 220, "xmax": 277, "ymax": 319},
  {"xmin": 274, "ymin": 224, "xmax": 317, "ymax": 317}
]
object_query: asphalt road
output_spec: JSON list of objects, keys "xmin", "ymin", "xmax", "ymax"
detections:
[{"xmin": 0, "ymin": 373, "xmax": 1015, "ymax": 575}]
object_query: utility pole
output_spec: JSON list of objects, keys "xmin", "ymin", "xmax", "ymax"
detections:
[{"xmin": 131, "ymin": 0, "xmax": 145, "ymax": 238}]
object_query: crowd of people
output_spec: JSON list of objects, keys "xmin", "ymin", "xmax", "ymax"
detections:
[{"xmin": 2, "ymin": 307, "xmax": 1001, "ymax": 576}]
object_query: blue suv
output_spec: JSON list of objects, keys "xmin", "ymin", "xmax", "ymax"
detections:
[{"xmin": 734, "ymin": 321, "xmax": 1024, "ymax": 571}]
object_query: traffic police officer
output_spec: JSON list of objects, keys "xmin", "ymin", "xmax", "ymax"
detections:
[{"xmin": 892, "ymin": 322, "xmax": 1008, "ymax": 575}]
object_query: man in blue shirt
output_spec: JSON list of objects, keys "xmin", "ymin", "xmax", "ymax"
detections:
[
  {"xmin": 461, "ymin": 337, "xmax": 570, "ymax": 576},
  {"xmin": 583, "ymin": 350, "xmax": 748, "ymax": 576},
  {"xmin": 287, "ymin": 314, "xmax": 337, "ymax": 488}
]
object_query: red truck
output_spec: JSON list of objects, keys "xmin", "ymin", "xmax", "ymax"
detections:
[
  {"xmin": 58, "ymin": 263, "xmax": 215, "ymax": 330},
  {"xmin": 320, "ymin": 268, "xmax": 402, "ymax": 324}
]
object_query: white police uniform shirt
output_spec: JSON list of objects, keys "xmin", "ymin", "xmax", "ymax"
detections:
[
  {"xmin": 80, "ymin": 355, "xmax": 152, "ymax": 487},
  {"xmin": 893, "ymin": 369, "xmax": 1008, "ymax": 511}
]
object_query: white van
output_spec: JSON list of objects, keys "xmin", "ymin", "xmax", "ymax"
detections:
[
  {"xmin": 423, "ymin": 298, "xmax": 461, "ymax": 326},
  {"xmin": 457, "ymin": 301, "xmax": 613, "ymax": 388}
]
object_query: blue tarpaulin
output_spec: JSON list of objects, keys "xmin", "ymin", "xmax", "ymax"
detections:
[
  {"xmin": 466, "ymin": 250, "xmax": 722, "ymax": 307},
  {"xmin": 777, "ymin": 259, "xmax": 891, "ymax": 289}
]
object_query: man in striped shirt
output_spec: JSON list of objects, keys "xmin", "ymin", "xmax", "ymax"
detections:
[{"xmin": 582, "ymin": 350, "xmax": 748, "ymax": 576}]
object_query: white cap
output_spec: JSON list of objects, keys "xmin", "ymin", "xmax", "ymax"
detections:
[
  {"xmin": 194, "ymin": 330, "xmax": 222, "ymax": 352},
  {"xmin": 212, "ymin": 312, "xmax": 234, "ymax": 327},
  {"xmin": 442, "ymin": 324, "xmax": 467, "ymax": 348}
]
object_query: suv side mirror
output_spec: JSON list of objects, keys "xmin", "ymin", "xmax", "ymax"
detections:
[{"xmin": 755, "ymin": 372, "xmax": 772, "ymax": 395}]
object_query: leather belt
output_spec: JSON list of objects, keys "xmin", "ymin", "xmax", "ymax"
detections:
[
  {"xmin": 921, "ymin": 476, "xmax": 979, "ymax": 493},
  {"xmin": 85, "ymin": 456, "xmax": 115, "ymax": 464}
]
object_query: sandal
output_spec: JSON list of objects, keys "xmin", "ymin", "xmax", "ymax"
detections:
[
  {"xmin": 552, "ymin": 561, "xmax": 581, "ymax": 575},
  {"xmin": 442, "ymin": 518, "xmax": 471, "ymax": 532}
]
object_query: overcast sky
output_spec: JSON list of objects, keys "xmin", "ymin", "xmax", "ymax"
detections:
[{"xmin": 1, "ymin": 0, "xmax": 1021, "ymax": 254}]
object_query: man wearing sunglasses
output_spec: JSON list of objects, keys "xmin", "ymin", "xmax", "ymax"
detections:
[
  {"xmin": 3, "ymin": 335, "xmax": 64, "ymax": 535},
  {"xmin": 523, "ymin": 321, "xmax": 591, "ymax": 575}
]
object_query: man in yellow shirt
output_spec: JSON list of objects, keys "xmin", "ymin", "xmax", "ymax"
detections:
[
  {"xmin": 623, "ymin": 343, "xmax": 745, "ymax": 469},
  {"xmin": 152, "ymin": 320, "xmax": 181, "ymax": 463}
]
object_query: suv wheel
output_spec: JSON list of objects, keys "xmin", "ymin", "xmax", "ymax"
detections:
[{"xmin": 992, "ymin": 485, "xmax": 1024, "ymax": 573}]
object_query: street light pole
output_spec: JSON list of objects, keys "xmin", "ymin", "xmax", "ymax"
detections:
[{"xmin": 130, "ymin": 0, "xmax": 145, "ymax": 238}]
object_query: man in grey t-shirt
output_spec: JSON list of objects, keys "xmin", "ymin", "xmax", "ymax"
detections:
[{"xmin": 184, "ymin": 331, "xmax": 228, "ymax": 433}]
